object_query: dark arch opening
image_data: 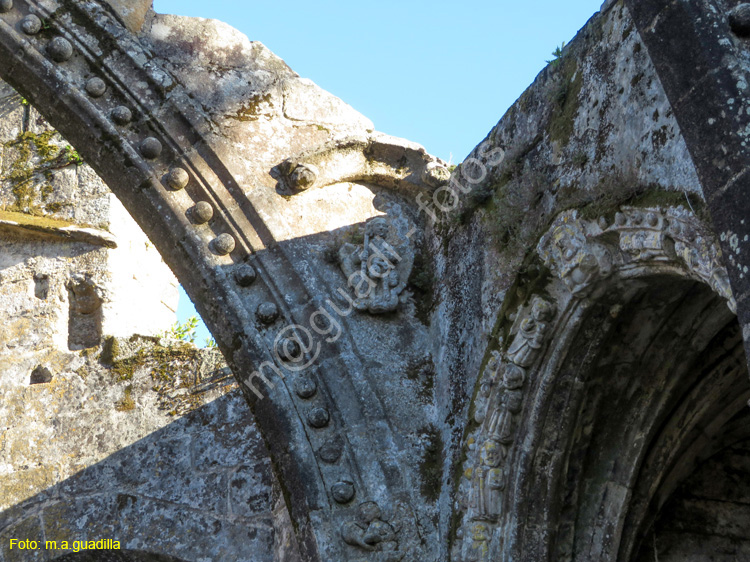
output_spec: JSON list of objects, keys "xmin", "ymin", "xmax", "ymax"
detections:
[{"xmin": 508, "ymin": 274, "xmax": 749, "ymax": 561}]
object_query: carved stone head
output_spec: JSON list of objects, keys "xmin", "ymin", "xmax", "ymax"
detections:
[
  {"xmin": 471, "ymin": 521, "xmax": 490, "ymax": 541},
  {"xmin": 503, "ymin": 363, "xmax": 526, "ymax": 390},
  {"xmin": 480, "ymin": 440, "xmax": 504, "ymax": 467},
  {"xmin": 358, "ymin": 501, "xmax": 382, "ymax": 524},
  {"xmin": 530, "ymin": 296, "xmax": 555, "ymax": 323},
  {"xmin": 366, "ymin": 217, "xmax": 389, "ymax": 239}
]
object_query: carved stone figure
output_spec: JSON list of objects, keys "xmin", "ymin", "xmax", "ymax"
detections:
[
  {"xmin": 486, "ymin": 363, "xmax": 526, "ymax": 444},
  {"xmin": 465, "ymin": 521, "xmax": 491, "ymax": 562},
  {"xmin": 615, "ymin": 208, "xmax": 668, "ymax": 261},
  {"xmin": 507, "ymin": 297, "xmax": 556, "ymax": 368},
  {"xmin": 338, "ymin": 217, "xmax": 413, "ymax": 314},
  {"xmin": 67, "ymin": 274, "xmax": 103, "ymax": 315},
  {"xmin": 470, "ymin": 440, "xmax": 506, "ymax": 521},
  {"xmin": 538, "ymin": 213, "xmax": 612, "ymax": 294},
  {"xmin": 474, "ymin": 351, "xmax": 502, "ymax": 423},
  {"xmin": 342, "ymin": 501, "xmax": 400, "ymax": 552},
  {"xmin": 668, "ymin": 207, "xmax": 737, "ymax": 312}
]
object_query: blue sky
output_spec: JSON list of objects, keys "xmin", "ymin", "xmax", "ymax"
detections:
[{"xmin": 151, "ymin": 0, "xmax": 604, "ymax": 344}]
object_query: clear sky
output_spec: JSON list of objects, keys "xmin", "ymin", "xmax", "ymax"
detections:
[{"xmin": 151, "ymin": 0, "xmax": 604, "ymax": 345}]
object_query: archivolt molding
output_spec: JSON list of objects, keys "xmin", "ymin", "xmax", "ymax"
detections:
[
  {"xmin": 454, "ymin": 204, "xmax": 736, "ymax": 561},
  {"xmin": 0, "ymin": 2, "xmax": 427, "ymax": 559},
  {"xmin": 538, "ymin": 206, "xmax": 736, "ymax": 312}
]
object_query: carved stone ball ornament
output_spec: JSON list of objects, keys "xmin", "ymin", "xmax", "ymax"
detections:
[
  {"xmin": 233, "ymin": 264, "xmax": 257, "ymax": 287},
  {"xmin": 85, "ymin": 77, "xmax": 107, "ymax": 97},
  {"xmin": 166, "ymin": 167, "xmax": 190, "ymax": 191},
  {"xmin": 20, "ymin": 14, "xmax": 41, "ymax": 35},
  {"xmin": 288, "ymin": 163, "xmax": 318, "ymax": 191},
  {"xmin": 294, "ymin": 375, "xmax": 317, "ymax": 399},
  {"xmin": 307, "ymin": 407, "xmax": 330, "ymax": 428},
  {"xmin": 47, "ymin": 37, "xmax": 74, "ymax": 62},
  {"xmin": 212, "ymin": 233, "xmax": 236, "ymax": 256},
  {"xmin": 190, "ymin": 201, "xmax": 214, "ymax": 224},
  {"xmin": 256, "ymin": 302, "xmax": 279, "ymax": 324},
  {"xmin": 111, "ymin": 106, "xmax": 133, "ymax": 125},
  {"xmin": 331, "ymin": 481, "xmax": 356, "ymax": 504},
  {"xmin": 139, "ymin": 137, "xmax": 162, "ymax": 159}
]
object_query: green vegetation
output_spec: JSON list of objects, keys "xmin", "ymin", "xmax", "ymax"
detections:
[
  {"xmin": 96, "ymin": 335, "xmax": 222, "ymax": 416},
  {"xmin": 115, "ymin": 385, "xmax": 135, "ymax": 411},
  {"xmin": 164, "ymin": 316, "xmax": 199, "ymax": 343},
  {"xmin": 409, "ymin": 248, "xmax": 435, "ymax": 324},
  {"xmin": 546, "ymin": 41, "xmax": 566, "ymax": 66},
  {"xmin": 63, "ymin": 145, "xmax": 83, "ymax": 165},
  {"xmin": 2, "ymin": 130, "xmax": 81, "ymax": 216},
  {"xmin": 547, "ymin": 56, "xmax": 583, "ymax": 147}
]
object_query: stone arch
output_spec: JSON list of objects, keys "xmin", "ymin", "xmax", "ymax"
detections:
[
  {"xmin": 0, "ymin": 2, "xmax": 445, "ymax": 559},
  {"xmin": 455, "ymin": 205, "xmax": 747, "ymax": 561},
  {"xmin": 508, "ymin": 276, "xmax": 743, "ymax": 561}
]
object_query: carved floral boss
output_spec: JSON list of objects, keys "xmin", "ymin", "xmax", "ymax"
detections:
[{"xmin": 273, "ymin": 134, "xmax": 449, "ymax": 315}]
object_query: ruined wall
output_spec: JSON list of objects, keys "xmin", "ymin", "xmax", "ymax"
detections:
[
  {"xmin": 0, "ymin": 82, "xmax": 292, "ymax": 560},
  {"xmin": 0, "ymin": 81, "xmax": 179, "ymax": 382},
  {"xmin": 434, "ymin": 0, "xmax": 708, "ymax": 512},
  {"xmin": 429, "ymin": 0, "xmax": 750, "ymax": 559},
  {"xmin": 2, "ymin": 0, "xmax": 750, "ymax": 559},
  {"xmin": 436, "ymin": 0, "xmax": 705, "ymax": 426},
  {"xmin": 0, "ymin": 336, "xmax": 284, "ymax": 562}
]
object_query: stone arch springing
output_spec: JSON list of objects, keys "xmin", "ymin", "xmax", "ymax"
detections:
[{"xmin": 0, "ymin": 3, "xmax": 444, "ymax": 558}]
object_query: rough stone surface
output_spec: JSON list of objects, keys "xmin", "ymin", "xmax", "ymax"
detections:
[
  {"xmin": 104, "ymin": 0, "xmax": 153, "ymax": 33},
  {"xmin": 0, "ymin": 84, "xmax": 178, "ymax": 381},
  {"xmin": 0, "ymin": 84, "xmax": 292, "ymax": 561},
  {"xmin": 0, "ymin": 336, "xmax": 281, "ymax": 562},
  {"xmin": 1, "ymin": 0, "xmax": 750, "ymax": 560}
]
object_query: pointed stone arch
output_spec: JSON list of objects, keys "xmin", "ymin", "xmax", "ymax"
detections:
[
  {"xmin": 455, "ymin": 205, "xmax": 747, "ymax": 561},
  {"xmin": 0, "ymin": 2, "xmax": 446, "ymax": 559}
]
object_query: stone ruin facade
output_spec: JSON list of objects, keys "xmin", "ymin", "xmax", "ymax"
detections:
[
  {"xmin": 0, "ymin": 80, "xmax": 295, "ymax": 560},
  {"xmin": 2, "ymin": 0, "xmax": 750, "ymax": 560}
]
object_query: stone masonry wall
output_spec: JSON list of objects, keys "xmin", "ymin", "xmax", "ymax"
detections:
[
  {"xmin": 0, "ymin": 336, "xmax": 284, "ymax": 562},
  {"xmin": 0, "ymin": 80, "xmax": 179, "ymax": 387},
  {"xmin": 0, "ymin": 79, "xmax": 292, "ymax": 561}
]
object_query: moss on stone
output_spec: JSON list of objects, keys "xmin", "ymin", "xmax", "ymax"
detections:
[
  {"xmin": 96, "ymin": 336, "xmax": 219, "ymax": 414},
  {"xmin": 559, "ymin": 179, "xmax": 707, "ymax": 223},
  {"xmin": 418, "ymin": 425, "xmax": 443, "ymax": 502},
  {"xmin": 99, "ymin": 336, "xmax": 120, "ymax": 365},
  {"xmin": 115, "ymin": 385, "xmax": 135, "ymax": 411},
  {"xmin": 227, "ymin": 93, "xmax": 273, "ymax": 121},
  {"xmin": 410, "ymin": 247, "xmax": 435, "ymax": 324},
  {"xmin": 0, "ymin": 209, "xmax": 76, "ymax": 229},
  {"xmin": 547, "ymin": 56, "xmax": 583, "ymax": 147},
  {"xmin": 2, "ymin": 129, "xmax": 72, "ymax": 215},
  {"xmin": 406, "ymin": 358, "xmax": 435, "ymax": 402}
]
